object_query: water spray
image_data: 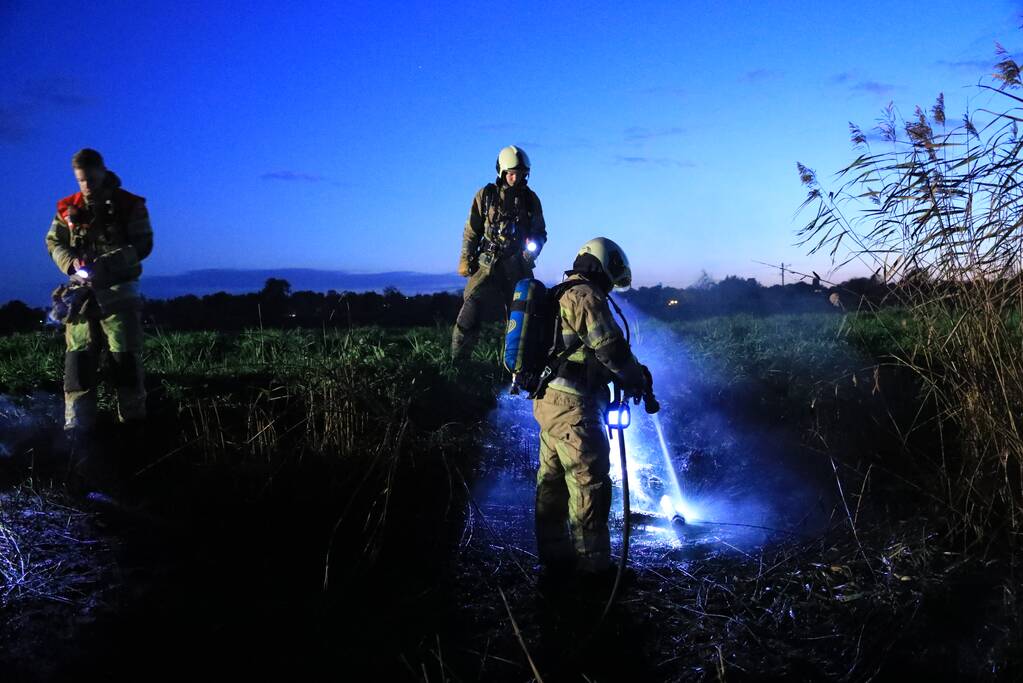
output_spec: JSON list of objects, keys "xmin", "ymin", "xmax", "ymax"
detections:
[{"xmin": 652, "ymin": 413, "xmax": 696, "ymax": 520}]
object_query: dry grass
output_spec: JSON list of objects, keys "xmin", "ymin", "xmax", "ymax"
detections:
[
  {"xmin": 446, "ymin": 506, "xmax": 1017, "ymax": 682},
  {"xmin": 0, "ymin": 485, "xmax": 116, "ymax": 614}
]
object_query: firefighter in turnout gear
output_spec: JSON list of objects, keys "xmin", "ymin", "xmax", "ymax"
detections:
[
  {"xmin": 533, "ymin": 238, "xmax": 651, "ymax": 577},
  {"xmin": 46, "ymin": 148, "xmax": 153, "ymax": 431},
  {"xmin": 451, "ymin": 145, "xmax": 546, "ymax": 361}
]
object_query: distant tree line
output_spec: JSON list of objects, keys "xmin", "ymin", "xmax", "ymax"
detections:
[
  {"xmin": 0, "ymin": 300, "xmax": 46, "ymax": 335},
  {"xmin": 0, "ymin": 274, "xmax": 904, "ymax": 336},
  {"xmin": 142, "ymin": 278, "xmax": 464, "ymax": 331},
  {"xmin": 620, "ymin": 274, "xmax": 884, "ymax": 320},
  {"xmin": 0, "ymin": 279, "xmax": 465, "ymax": 335}
]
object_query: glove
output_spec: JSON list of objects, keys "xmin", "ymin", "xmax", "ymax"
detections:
[
  {"xmin": 640, "ymin": 365, "xmax": 660, "ymax": 414},
  {"xmin": 458, "ymin": 257, "xmax": 479, "ymax": 277},
  {"xmin": 628, "ymin": 364, "xmax": 653, "ymax": 402},
  {"xmin": 624, "ymin": 365, "xmax": 653, "ymax": 404},
  {"xmin": 624, "ymin": 380, "xmax": 645, "ymax": 404}
]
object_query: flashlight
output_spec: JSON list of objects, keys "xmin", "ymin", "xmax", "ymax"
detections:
[
  {"xmin": 526, "ymin": 240, "xmax": 538, "ymax": 253},
  {"xmin": 606, "ymin": 400, "xmax": 630, "ymax": 428},
  {"xmin": 75, "ymin": 268, "xmax": 91, "ymax": 280}
]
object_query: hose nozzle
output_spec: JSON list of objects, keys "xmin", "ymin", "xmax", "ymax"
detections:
[{"xmin": 640, "ymin": 365, "xmax": 660, "ymax": 414}]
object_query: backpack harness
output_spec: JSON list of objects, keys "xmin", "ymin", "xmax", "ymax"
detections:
[
  {"xmin": 478, "ymin": 184, "xmax": 534, "ymax": 267},
  {"xmin": 504, "ymin": 278, "xmax": 591, "ymax": 398}
]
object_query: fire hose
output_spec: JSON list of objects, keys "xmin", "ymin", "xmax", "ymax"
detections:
[{"xmin": 601, "ymin": 380, "xmax": 659, "ymax": 621}]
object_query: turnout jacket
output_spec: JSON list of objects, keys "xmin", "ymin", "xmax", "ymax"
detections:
[
  {"xmin": 548, "ymin": 274, "xmax": 646, "ymax": 397},
  {"xmin": 46, "ymin": 171, "xmax": 153, "ymax": 312},
  {"xmin": 459, "ymin": 180, "xmax": 546, "ymax": 272}
]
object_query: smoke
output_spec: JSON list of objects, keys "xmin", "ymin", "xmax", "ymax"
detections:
[
  {"xmin": 469, "ymin": 297, "xmax": 836, "ymax": 559},
  {"xmin": 617, "ymin": 297, "xmax": 834, "ymax": 539}
]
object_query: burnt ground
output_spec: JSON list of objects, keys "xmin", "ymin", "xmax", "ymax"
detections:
[
  {"xmin": 1, "ymin": 343, "xmax": 1022, "ymax": 681},
  {"xmin": 444, "ymin": 389, "xmax": 1020, "ymax": 681}
]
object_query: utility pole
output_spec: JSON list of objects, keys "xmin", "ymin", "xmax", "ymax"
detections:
[{"xmin": 779, "ymin": 262, "xmax": 787, "ymax": 286}]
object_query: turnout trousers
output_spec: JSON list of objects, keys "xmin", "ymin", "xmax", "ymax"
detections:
[
  {"xmin": 450, "ymin": 256, "xmax": 532, "ymax": 361},
  {"xmin": 532, "ymin": 387, "xmax": 612, "ymax": 573},
  {"xmin": 64, "ymin": 308, "xmax": 146, "ymax": 429}
]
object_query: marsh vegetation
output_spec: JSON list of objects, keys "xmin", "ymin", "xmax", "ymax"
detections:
[{"xmin": 0, "ymin": 305, "xmax": 1017, "ymax": 679}]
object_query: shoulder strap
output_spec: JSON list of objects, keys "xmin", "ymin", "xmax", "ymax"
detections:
[
  {"xmin": 606, "ymin": 292, "xmax": 630, "ymax": 343},
  {"xmin": 532, "ymin": 280, "xmax": 591, "ymax": 395},
  {"xmin": 549, "ymin": 278, "xmax": 591, "ymax": 302},
  {"xmin": 483, "ymin": 183, "xmax": 498, "ymax": 217},
  {"xmin": 481, "ymin": 183, "xmax": 500, "ymax": 240}
]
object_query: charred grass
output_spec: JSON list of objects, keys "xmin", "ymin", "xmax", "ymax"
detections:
[
  {"xmin": 440, "ymin": 312, "xmax": 1020, "ymax": 681},
  {"xmin": 0, "ymin": 325, "xmax": 508, "ymax": 679},
  {"xmin": 0, "ymin": 314, "xmax": 1019, "ymax": 680}
]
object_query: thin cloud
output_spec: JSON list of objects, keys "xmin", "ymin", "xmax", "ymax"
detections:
[
  {"xmin": 616, "ymin": 155, "xmax": 695, "ymax": 169},
  {"xmin": 740, "ymin": 68, "xmax": 781, "ymax": 83},
  {"xmin": 261, "ymin": 171, "xmax": 329, "ymax": 183},
  {"xmin": 936, "ymin": 58, "xmax": 995, "ymax": 72},
  {"xmin": 851, "ymin": 80, "xmax": 897, "ymax": 96},
  {"xmin": 831, "ymin": 73, "xmax": 897, "ymax": 97},
  {"xmin": 0, "ymin": 76, "xmax": 91, "ymax": 142},
  {"xmin": 624, "ymin": 126, "xmax": 685, "ymax": 142}
]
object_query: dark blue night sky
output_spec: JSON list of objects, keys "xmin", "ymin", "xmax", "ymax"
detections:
[{"xmin": 1, "ymin": 0, "xmax": 1016, "ymax": 303}]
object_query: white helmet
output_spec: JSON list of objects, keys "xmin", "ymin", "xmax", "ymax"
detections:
[
  {"xmin": 496, "ymin": 145, "xmax": 530, "ymax": 176},
  {"xmin": 576, "ymin": 237, "xmax": 632, "ymax": 289}
]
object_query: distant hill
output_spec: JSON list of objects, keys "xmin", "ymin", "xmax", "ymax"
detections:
[
  {"xmin": 140, "ymin": 269, "xmax": 464, "ymax": 299},
  {"xmin": 3, "ymin": 269, "xmax": 465, "ymax": 306}
]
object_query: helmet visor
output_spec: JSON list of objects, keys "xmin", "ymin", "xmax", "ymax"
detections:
[{"xmin": 608, "ymin": 250, "xmax": 630, "ymax": 286}]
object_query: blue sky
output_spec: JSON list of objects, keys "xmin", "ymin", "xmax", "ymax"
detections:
[{"xmin": 1, "ymin": 0, "xmax": 1019, "ymax": 303}]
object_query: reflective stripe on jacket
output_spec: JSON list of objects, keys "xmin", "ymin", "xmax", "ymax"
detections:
[{"xmin": 548, "ymin": 274, "xmax": 643, "ymax": 397}]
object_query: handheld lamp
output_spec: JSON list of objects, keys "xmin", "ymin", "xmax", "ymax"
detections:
[{"xmin": 606, "ymin": 401, "xmax": 630, "ymax": 428}]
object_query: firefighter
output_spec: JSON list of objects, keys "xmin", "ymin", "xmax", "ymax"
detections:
[
  {"xmin": 46, "ymin": 148, "xmax": 153, "ymax": 431},
  {"xmin": 451, "ymin": 145, "xmax": 546, "ymax": 361},
  {"xmin": 533, "ymin": 237, "xmax": 651, "ymax": 580}
]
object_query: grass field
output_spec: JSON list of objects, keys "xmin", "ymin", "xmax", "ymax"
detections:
[
  {"xmin": 0, "ymin": 310, "xmax": 911, "ymax": 400},
  {"xmin": 1, "ymin": 312, "xmax": 1019, "ymax": 679}
]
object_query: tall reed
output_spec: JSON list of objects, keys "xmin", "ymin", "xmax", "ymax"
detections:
[{"xmin": 798, "ymin": 50, "xmax": 1023, "ymax": 540}]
